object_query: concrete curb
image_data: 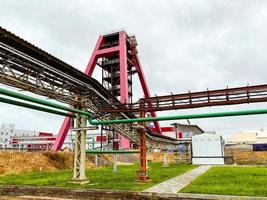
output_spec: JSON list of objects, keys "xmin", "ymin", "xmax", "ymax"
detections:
[{"xmin": 0, "ymin": 185, "xmax": 267, "ymax": 200}]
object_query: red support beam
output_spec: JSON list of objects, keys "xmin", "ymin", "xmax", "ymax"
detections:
[
  {"xmin": 52, "ymin": 117, "xmax": 70, "ymax": 151},
  {"xmin": 119, "ymin": 32, "xmax": 129, "ymax": 104},
  {"xmin": 96, "ymin": 46, "xmax": 120, "ymax": 57},
  {"xmin": 85, "ymin": 36, "xmax": 104, "ymax": 76}
]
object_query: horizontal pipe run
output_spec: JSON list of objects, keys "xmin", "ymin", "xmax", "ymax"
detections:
[
  {"xmin": 2, "ymin": 86, "xmax": 267, "ymax": 127},
  {"xmin": 99, "ymin": 97, "xmax": 267, "ymax": 113},
  {"xmin": 88, "ymin": 108, "xmax": 267, "ymax": 125},
  {"xmin": 0, "ymin": 87, "xmax": 90, "ymax": 116},
  {"xmin": 0, "ymin": 96, "xmax": 76, "ymax": 118},
  {"xmin": 86, "ymin": 150, "xmax": 140, "ymax": 154}
]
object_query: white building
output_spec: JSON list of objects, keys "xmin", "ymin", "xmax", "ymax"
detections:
[
  {"xmin": 0, "ymin": 123, "xmax": 108, "ymax": 150},
  {"xmin": 0, "ymin": 123, "xmax": 38, "ymax": 149}
]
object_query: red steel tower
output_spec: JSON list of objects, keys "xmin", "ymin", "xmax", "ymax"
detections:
[{"xmin": 53, "ymin": 31, "xmax": 161, "ymax": 151}]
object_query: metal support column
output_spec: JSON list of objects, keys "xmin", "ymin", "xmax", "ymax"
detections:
[
  {"xmin": 71, "ymin": 112, "xmax": 88, "ymax": 184},
  {"xmin": 113, "ymin": 153, "xmax": 118, "ymax": 174},
  {"xmin": 137, "ymin": 101, "xmax": 149, "ymax": 181},
  {"xmin": 162, "ymin": 150, "xmax": 169, "ymax": 167},
  {"xmin": 95, "ymin": 154, "xmax": 98, "ymax": 166}
]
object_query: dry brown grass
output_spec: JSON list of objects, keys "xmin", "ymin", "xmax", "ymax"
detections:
[
  {"xmin": 0, "ymin": 151, "xmax": 100, "ymax": 175},
  {"xmin": 0, "ymin": 151, "xmax": 56, "ymax": 175},
  {"xmin": 42, "ymin": 151, "xmax": 73, "ymax": 169},
  {"xmin": 0, "ymin": 151, "xmax": 179, "ymax": 175},
  {"xmin": 148, "ymin": 152, "xmax": 176, "ymax": 162}
]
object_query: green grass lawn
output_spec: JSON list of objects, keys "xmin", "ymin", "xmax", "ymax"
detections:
[
  {"xmin": 181, "ymin": 166, "xmax": 267, "ymax": 197},
  {"xmin": 0, "ymin": 162, "xmax": 195, "ymax": 191}
]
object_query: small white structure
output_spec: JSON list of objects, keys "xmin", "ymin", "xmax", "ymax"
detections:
[{"xmin": 192, "ymin": 133, "xmax": 224, "ymax": 165}]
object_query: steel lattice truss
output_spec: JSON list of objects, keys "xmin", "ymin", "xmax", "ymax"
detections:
[
  {"xmin": 0, "ymin": 26, "xmax": 178, "ymax": 149},
  {"xmin": 0, "ymin": 42, "xmax": 83, "ymax": 104}
]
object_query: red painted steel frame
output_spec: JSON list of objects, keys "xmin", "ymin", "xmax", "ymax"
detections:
[
  {"xmin": 53, "ymin": 31, "xmax": 161, "ymax": 150},
  {"xmin": 52, "ymin": 117, "xmax": 70, "ymax": 150},
  {"xmin": 119, "ymin": 32, "xmax": 129, "ymax": 104},
  {"xmin": 85, "ymin": 36, "xmax": 104, "ymax": 76}
]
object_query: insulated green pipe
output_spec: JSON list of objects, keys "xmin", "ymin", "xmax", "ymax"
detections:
[
  {"xmin": 0, "ymin": 87, "xmax": 90, "ymax": 116},
  {"xmin": 2, "ymin": 87, "xmax": 267, "ymax": 126},
  {"xmin": 88, "ymin": 108, "xmax": 267, "ymax": 125},
  {"xmin": 0, "ymin": 96, "xmax": 76, "ymax": 118}
]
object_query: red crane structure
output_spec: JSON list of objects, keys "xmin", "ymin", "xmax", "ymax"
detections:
[{"xmin": 53, "ymin": 31, "xmax": 161, "ymax": 151}]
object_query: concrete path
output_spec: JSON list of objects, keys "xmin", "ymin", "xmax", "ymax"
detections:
[{"xmin": 144, "ymin": 165, "xmax": 211, "ymax": 193}]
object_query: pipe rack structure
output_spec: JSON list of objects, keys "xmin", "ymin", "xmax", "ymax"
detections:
[
  {"xmin": 3, "ymin": 85, "xmax": 267, "ymax": 180},
  {"xmin": 2, "ymin": 26, "xmax": 267, "ymax": 182},
  {"xmin": 99, "ymin": 84, "xmax": 267, "ymax": 113},
  {"xmin": 2, "ymin": 87, "xmax": 267, "ymax": 128}
]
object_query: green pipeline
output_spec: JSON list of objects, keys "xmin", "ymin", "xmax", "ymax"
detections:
[
  {"xmin": 2, "ymin": 87, "xmax": 267, "ymax": 125},
  {"xmin": 0, "ymin": 87, "xmax": 90, "ymax": 116},
  {"xmin": 88, "ymin": 108, "xmax": 267, "ymax": 125},
  {"xmin": 0, "ymin": 96, "xmax": 75, "ymax": 118}
]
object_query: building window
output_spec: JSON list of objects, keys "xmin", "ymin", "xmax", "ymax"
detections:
[
  {"xmin": 5, "ymin": 132, "xmax": 8, "ymax": 135},
  {"xmin": 1, "ymin": 132, "xmax": 3, "ymax": 135}
]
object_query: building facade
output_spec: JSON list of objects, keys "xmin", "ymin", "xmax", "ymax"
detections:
[
  {"xmin": 150, "ymin": 123, "xmax": 204, "ymax": 139},
  {"xmin": 12, "ymin": 132, "xmax": 56, "ymax": 151},
  {"xmin": 0, "ymin": 123, "xmax": 38, "ymax": 149},
  {"xmin": 228, "ymin": 129, "xmax": 267, "ymax": 145},
  {"xmin": 0, "ymin": 123, "xmax": 107, "ymax": 151}
]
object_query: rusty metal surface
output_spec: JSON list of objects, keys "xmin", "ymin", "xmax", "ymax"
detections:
[{"xmin": 100, "ymin": 84, "xmax": 267, "ymax": 113}]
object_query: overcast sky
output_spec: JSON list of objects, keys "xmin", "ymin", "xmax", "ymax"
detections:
[{"xmin": 1, "ymin": 0, "xmax": 267, "ymax": 139}]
